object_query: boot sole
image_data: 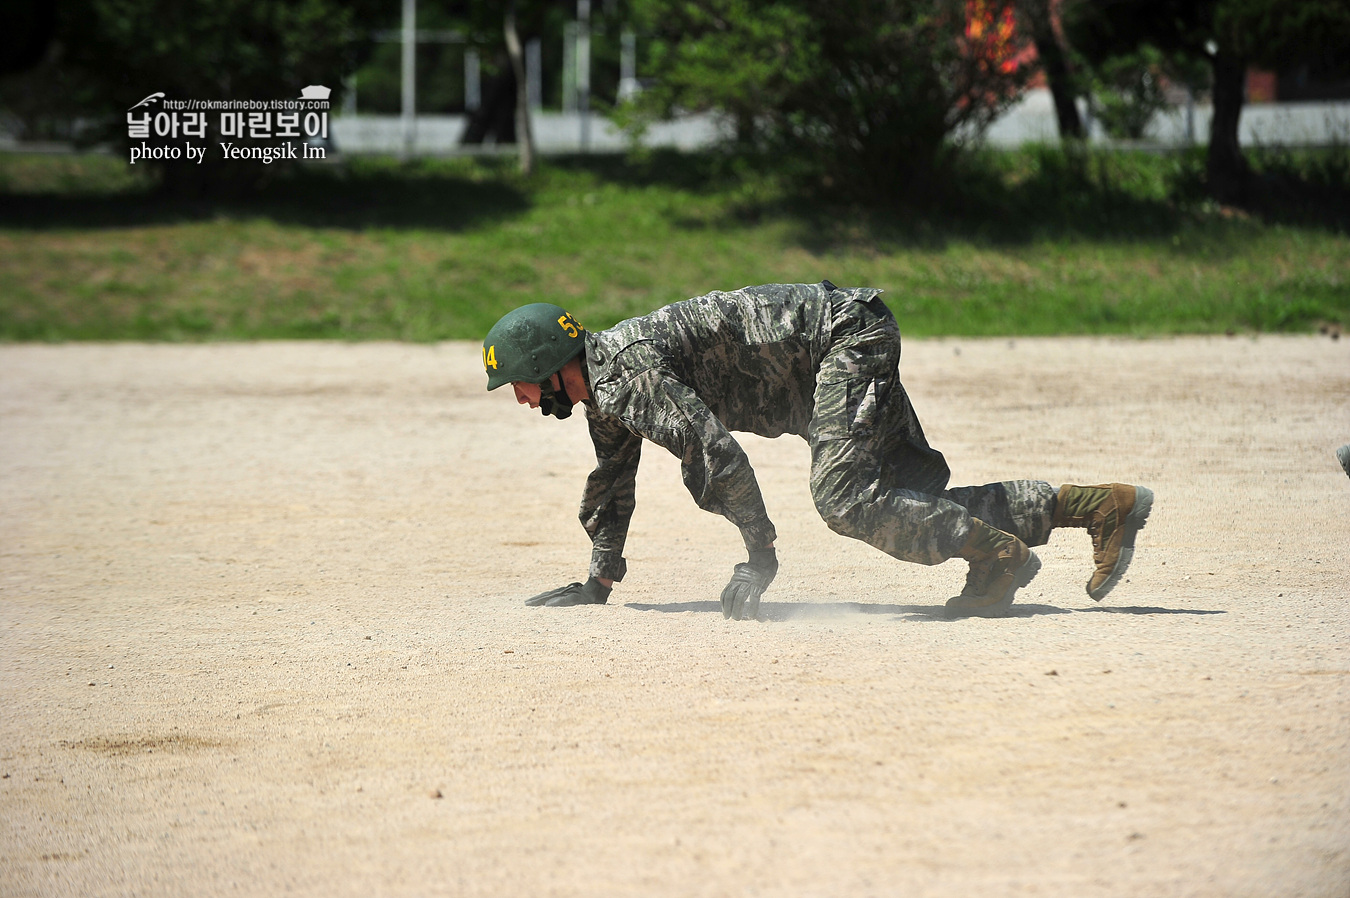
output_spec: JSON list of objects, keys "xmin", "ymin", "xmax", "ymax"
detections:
[
  {"xmin": 945, "ymin": 551, "xmax": 1042, "ymax": 619},
  {"xmin": 1087, "ymin": 486, "xmax": 1154, "ymax": 601}
]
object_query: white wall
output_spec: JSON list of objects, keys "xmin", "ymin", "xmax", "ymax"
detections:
[
  {"xmin": 330, "ymin": 112, "xmax": 728, "ymax": 155},
  {"xmin": 329, "ymin": 93, "xmax": 1350, "ymax": 156},
  {"xmin": 982, "ymin": 89, "xmax": 1350, "ymax": 147}
]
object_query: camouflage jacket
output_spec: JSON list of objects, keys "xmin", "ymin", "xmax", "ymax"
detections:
[{"xmin": 578, "ymin": 282, "xmax": 883, "ymax": 582}]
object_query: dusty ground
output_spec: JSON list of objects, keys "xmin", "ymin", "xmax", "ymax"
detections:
[{"xmin": 1, "ymin": 336, "xmax": 1347, "ymax": 898}]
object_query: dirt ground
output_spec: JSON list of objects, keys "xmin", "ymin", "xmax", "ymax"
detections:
[{"xmin": 1, "ymin": 335, "xmax": 1347, "ymax": 898}]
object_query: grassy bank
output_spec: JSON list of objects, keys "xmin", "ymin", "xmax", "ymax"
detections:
[{"xmin": 1, "ymin": 149, "xmax": 1346, "ymax": 340}]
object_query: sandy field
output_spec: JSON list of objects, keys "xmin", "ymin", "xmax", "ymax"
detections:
[{"xmin": 1, "ymin": 335, "xmax": 1347, "ymax": 897}]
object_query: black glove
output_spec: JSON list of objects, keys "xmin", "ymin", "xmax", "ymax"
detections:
[
  {"xmin": 525, "ymin": 577, "xmax": 612, "ymax": 607},
  {"xmin": 720, "ymin": 547, "xmax": 778, "ymax": 621}
]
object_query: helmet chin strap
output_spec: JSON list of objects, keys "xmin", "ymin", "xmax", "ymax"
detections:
[{"xmin": 538, "ymin": 376, "xmax": 574, "ymax": 420}]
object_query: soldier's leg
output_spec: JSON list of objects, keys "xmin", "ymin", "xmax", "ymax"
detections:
[
  {"xmin": 941, "ymin": 479, "xmax": 1153, "ymax": 601},
  {"xmin": 938, "ymin": 481, "xmax": 1058, "ymax": 548},
  {"xmin": 809, "ymin": 436, "xmax": 971, "ymax": 565},
  {"xmin": 815, "ymin": 297, "xmax": 1144, "ymax": 606},
  {"xmin": 808, "ymin": 299, "xmax": 969, "ymax": 565},
  {"xmin": 1050, "ymin": 482, "xmax": 1154, "ymax": 600},
  {"xmin": 809, "ymin": 437, "xmax": 1039, "ymax": 617},
  {"xmin": 808, "ymin": 295, "xmax": 1038, "ymax": 614},
  {"xmin": 854, "ymin": 357, "xmax": 1056, "ymax": 548}
]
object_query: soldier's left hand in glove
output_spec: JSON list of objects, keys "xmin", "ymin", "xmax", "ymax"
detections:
[
  {"xmin": 525, "ymin": 577, "xmax": 612, "ymax": 607},
  {"xmin": 721, "ymin": 547, "xmax": 778, "ymax": 621}
]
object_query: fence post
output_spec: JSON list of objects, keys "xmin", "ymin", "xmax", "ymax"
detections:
[
  {"xmin": 563, "ymin": 22, "xmax": 577, "ymax": 114},
  {"xmin": 578, "ymin": 0, "xmax": 591, "ymax": 152},
  {"xmin": 465, "ymin": 49, "xmax": 481, "ymax": 112},
  {"xmin": 619, "ymin": 28, "xmax": 638, "ymax": 101},
  {"xmin": 526, "ymin": 39, "xmax": 542, "ymax": 111},
  {"xmin": 401, "ymin": 0, "xmax": 416, "ymax": 156}
]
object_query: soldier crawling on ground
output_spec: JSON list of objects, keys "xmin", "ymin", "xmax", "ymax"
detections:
[{"xmin": 482, "ymin": 282, "xmax": 1153, "ymax": 620}]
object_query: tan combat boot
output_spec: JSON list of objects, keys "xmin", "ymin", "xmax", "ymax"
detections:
[
  {"xmin": 945, "ymin": 518, "xmax": 1041, "ymax": 619},
  {"xmin": 1052, "ymin": 483, "xmax": 1154, "ymax": 601}
]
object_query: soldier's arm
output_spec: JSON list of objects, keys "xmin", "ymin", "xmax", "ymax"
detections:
[
  {"xmin": 621, "ymin": 369, "xmax": 777, "ymax": 554},
  {"xmin": 579, "ymin": 404, "xmax": 643, "ymax": 583}
]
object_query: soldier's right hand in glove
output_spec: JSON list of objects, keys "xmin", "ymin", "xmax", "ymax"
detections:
[
  {"xmin": 720, "ymin": 547, "xmax": 778, "ymax": 621},
  {"xmin": 525, "ymin": 577, "xmax": 612, "ymax": 607}
]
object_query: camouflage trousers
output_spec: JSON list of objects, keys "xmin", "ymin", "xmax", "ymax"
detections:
[{"xmin": 807, "ymin": 296, "xmax": 1056, "ymax": 565}]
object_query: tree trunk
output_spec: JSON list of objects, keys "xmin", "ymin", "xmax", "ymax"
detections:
[
  {"xmin": 1207, "ymin": 50, "xmax": 1248, "ymax": 203},
  {"xmin": 1019, "ymin": 0, "xmax": 1083, "ymax": 140},
  {"xmin": 503, "ymin": 0, "xmax": 535, "ymax": 176}
]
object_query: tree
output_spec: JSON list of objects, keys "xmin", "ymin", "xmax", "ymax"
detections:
[
  {"xmin": 1063, "ymin": 0, "xmax": 1350, "ymax": 201},
  {"xmin": 1014, "ymin": 0, "xmax": 1084, "ymax": 140},
  {"xmin": 503, "ymin": 0, "xmax": 536, "ymax": 174},
  {"xmin": 454, "ymin": 0, "xmax": 607, "ymax": 173},
  {"xmin": 623, "ymin": 0, "xmax": 1034, "ymax": 202},
  {"xmin": 1, "ymin": 0, "xmax": 57, "ymax": 76},
  {"xmin": 19, "ymin": 0, "xmax": 387, "ymax": 193},
  {"xmin": 1085, "ymin": 44, "xmax": 1171, "ymax": 139}
]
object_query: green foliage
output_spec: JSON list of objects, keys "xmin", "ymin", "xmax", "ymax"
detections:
[
  {"xmin": 2, "ymin": 149, "xmax": 1346, "ymax": 342},
  {"xmin": 1062, "ymin": 0, "xmax": 1350, "ymax": 199},
  {"xmin": 622, "ymin": 2, "xmax": 821, "ymax": 130},
  {"xmin": 1083, "ymin": 45, "xmax": 1170, "ymax": 140},
  {"xmin": 0, "ymin": 0, "xmax": 388, "ymax": 192},
  {"xmin": 1062, "ymin": 0, "xmax": 1205, "ymax": 63},
  {"xmin": 352, "ymin": 41, "xmax": 475, "ymax": 116},
  {"xmin": 60, "ymin": 0, "xmax": 386, "ymax": 119},
  {"xmin": 343, "ymin": 2, "xmax": 634, "ymax": 117},
  {"xmin": 619, "ymin": 0, "xmax": 1034, "ymax": 202},
  {"xmin": 1064, "ymin": 0, "xmax": 1350, "ymax": 74},
  {"xmin": 1213, "ymin": 0, "xmax": 1350, "ymax": 72},
  {"xmin": 343, "ymin": 2, "xmax": 501, "ymax": 116}
]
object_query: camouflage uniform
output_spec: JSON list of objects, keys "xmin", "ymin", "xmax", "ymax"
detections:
[{"xmin": 578, "ymin": 283, "xmax": 1057, "ymax": 582}]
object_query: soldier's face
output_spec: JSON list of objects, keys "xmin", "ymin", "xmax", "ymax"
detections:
[
  {"xmin": 512, "ymin": 381, "xmax": 541, "ymax": 408},
  {"xmin": 512, "ymin": 376, "xmax": 556, "ymax": 409}
]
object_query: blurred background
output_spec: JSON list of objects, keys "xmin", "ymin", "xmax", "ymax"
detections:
[{"xmin": 1, "ymin": 0, "xmax": 1347, "ymax": 341}]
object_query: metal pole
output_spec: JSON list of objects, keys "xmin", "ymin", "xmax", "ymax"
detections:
[
  {"xmin": 505, "ymin": 0, "xmax": 535, "ymax": 175},
  {"xmin": 343, "ymin": 74, "xmax": 357, "ymax": 115},
  {"xmin": 619, "ymin": 28, "xmax": 637, "ymax": 101},
  {"xmin": 526, "ymin": 39, "xmax": 542, "ymax": 111},
  {"xmin": 401, "ymin": 0, "xmax": 416, "ymax": 157},
  {"xmin": 1185, "ymin": 86, "xmax": 1196, "ymax": 145},
  {"xmin": 465, "ymin": 48, "xmax": 481, "ymax": 111},
  {"xmin": 562, "ymin": 22, "xmax": 577, "ymax": 114},
  {"xmin": 578, "ymin": 0, "xmax": 591, "ymax": 151}
]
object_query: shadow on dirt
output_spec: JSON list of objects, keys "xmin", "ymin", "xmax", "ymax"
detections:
[
  {"xmin": 1076, "ymin": 605, "xmax": 1227, "ymax": 615},
  {"xmin": 626, "ymin": 601, "xmax": 1226, "ymax": 620},
  {"xmin": 627, "ymin": 600, "xmax": 1033, "ymax": 621}
]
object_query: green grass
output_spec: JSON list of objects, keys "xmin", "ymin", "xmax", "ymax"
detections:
[{"xmin": 1, "ymin": 148, "xmax": 1346, "ymax": 341}]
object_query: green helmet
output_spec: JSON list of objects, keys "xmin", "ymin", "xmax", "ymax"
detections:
[{"xmin": 482, "ymin": 303, "xmax": 586, "ymax": 391}]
